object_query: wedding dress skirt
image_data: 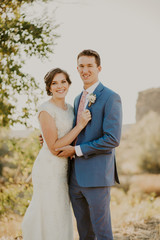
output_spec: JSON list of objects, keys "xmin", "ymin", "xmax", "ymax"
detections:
[{"xmin": 22, "ymin": 101, "xmax": 74, "ymax": 240}]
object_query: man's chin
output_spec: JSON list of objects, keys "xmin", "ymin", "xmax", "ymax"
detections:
[{"xmin": 82, "ymin": 78, "xmax": 91, "ymax": 84}]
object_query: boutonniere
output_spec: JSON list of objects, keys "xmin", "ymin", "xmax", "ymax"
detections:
[{"xmin": 87, "ymin": 93, "xmax": 96, "ymax": 107}]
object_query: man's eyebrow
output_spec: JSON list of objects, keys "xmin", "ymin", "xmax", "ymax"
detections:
[{"xmin": 79, "ymin": 63, "xmax": 93, "ymax": 66}]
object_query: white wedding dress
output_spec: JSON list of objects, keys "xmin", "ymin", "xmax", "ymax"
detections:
[{"xmin": 22, "ymin": 100, "xmax": 74, "ymax": 240}]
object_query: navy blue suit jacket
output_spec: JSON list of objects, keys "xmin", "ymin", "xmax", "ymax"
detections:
[{"xmin": 71, "ymin": 82, "xmax": 122, "ymax": 187}]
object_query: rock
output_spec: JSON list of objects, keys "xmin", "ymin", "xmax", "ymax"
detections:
[{"xmin": 136, "ymin": 87, "xmax": 160, "ymax": 121}]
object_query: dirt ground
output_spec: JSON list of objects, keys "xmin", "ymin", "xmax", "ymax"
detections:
[
  {"xmin": 0, "ymin": 214, "xmax": 79, "ymax": 240},
  {"xmin": 0, "ymin": 212, "xmax": 160, "ymax": 240}
]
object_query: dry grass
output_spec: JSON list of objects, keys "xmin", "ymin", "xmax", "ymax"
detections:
[
  {"xmin": 119, "ymin": 174, "xmax": 160, "ymax": 195},
  {"xmin": 0, "ymin": 214, "xmax": 22, "ymax": 240},
  {"xmin": 111, "ymin": 188, "xmax": 160, "ymax": 240},
  {"xmin": 0, "ymin": 187, "xmax": 160, "ymax": 240}
]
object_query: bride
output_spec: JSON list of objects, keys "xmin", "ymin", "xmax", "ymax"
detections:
[{"xmin": 22, "ymin": 68, "xmax": 91, "ymax": 240}]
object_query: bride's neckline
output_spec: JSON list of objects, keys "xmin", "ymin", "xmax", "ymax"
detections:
[{"xmin": 48, "ymin": 100, "xmax": 68, "ymax": 111}]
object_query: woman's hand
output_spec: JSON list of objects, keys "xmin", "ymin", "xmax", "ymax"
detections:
[
  {"xmin": 39, "ymin": 134, "xmax": 44, "ymax": 146},
  {"xmin": 78, "ymin": 109, "xmax": 91, "ymax": 128}
]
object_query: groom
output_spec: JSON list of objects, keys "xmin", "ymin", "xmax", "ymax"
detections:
[{"xmin": 57, "ymin": 49, "xmax": 122, "ymax": 240}]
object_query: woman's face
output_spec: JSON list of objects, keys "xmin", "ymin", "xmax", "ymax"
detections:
[{"xmin": 50, "ymin": 73, "xmax": 70, "ymax": 99}]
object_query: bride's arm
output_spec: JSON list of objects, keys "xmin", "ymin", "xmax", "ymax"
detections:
[{"xmin": 39, "ymin": 110, "xmax": 91, "ymax": 155}]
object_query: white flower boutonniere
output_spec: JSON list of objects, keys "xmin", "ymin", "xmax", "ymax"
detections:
[{"xmin": 88, "ymin": 93, "xmax": 96, "ymax": 107}]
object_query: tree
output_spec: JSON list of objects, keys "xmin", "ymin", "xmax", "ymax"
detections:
[{"xmin": 0, "ymin": 0, "xmax": 59, "ymax": 127}]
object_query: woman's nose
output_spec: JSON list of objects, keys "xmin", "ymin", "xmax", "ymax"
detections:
[{"xmin": 57, "ymin": 83, "xmax": 63, "ymax": 88}]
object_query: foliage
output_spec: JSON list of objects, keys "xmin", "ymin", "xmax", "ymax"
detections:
[
  {"xmin": 1, "ymin": 129, "xmax": 41, "ymax": 181},
  {"xmin": 0, "ymin": 128, "xmax": 40, "ymax": 216},
  {"xmin": 138, "ymin": 112, "xmax": 160, "ymax": 173},
  {"xmin": 0, "ymin": 0, "xmax": 59, "ymax": 127},
  {"xmin": 0, "ymin": 182, "xmax": 33, "ymax": 216},
  {"xmin": 139, "ymin": 137, "xmax": 160, "ymax": 173}
]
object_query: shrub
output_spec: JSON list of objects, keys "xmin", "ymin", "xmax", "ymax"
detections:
[
  {"xmin": 0, "ymin": 128, "xmax": 40, "ymax": 217},
  {"xmin": 138, "ymin": 112, "xmax": 160, "ymax": 173},
  {"xmin": 139, "ymin": 144, "xmax": 160, "ymax": 173}
]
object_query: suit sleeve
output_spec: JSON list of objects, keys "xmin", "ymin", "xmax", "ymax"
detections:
[{"xmin": 80, "ymin": 93, "xmax": 122, "ymax": 158}]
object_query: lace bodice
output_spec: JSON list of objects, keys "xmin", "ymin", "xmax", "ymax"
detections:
[{"xmin": 38, "ymin": 100, "xmax": 74, "ymax": 149}]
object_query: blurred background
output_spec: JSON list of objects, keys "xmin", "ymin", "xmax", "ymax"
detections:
[{"xmin": 0, "ymin": 0, "xmax": 160, "ymax": 239}]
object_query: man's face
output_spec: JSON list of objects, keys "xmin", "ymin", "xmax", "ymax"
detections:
[{"xmin": 77, "ymin": 56, "xmax": 101, "ymax": 89}]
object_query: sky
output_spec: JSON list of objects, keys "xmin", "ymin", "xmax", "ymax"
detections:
[{"xmin": 21, "ymin": 0, "xmax": 160, "ymax": 129}]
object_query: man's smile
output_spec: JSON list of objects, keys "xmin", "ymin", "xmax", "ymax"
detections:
[{"xmin": 82, "ymin": 74, "xmax": 91, "ymax": 79}]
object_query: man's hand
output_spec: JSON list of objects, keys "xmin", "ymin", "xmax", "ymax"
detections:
[{"xmin": 56, "ymin": 145, "xmax": 75, "ymax": 158}]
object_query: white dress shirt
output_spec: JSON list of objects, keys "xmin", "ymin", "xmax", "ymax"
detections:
[{"xmin": 75, "ymin": 81, "xmax": 100, "ymax": 156}]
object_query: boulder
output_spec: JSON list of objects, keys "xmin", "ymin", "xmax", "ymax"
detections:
[{"xmin": 136, "ymin": 88, "xmax": 160, "ymax": 121}]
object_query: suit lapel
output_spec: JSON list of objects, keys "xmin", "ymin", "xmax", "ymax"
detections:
[
  {"xmin": 74, "ymin": 83, "xmax": 104, "ymax": 126},
  {"xmin": 86, "ymin": 82, "xmax": 104, "ymax": 110}
]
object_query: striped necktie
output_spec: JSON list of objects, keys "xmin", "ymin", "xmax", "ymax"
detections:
[{"xmin": 76, "ymin": 90, "xmax": 88, "ymax": 124}]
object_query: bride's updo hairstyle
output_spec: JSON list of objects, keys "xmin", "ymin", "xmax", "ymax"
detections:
[{"xmin": 44, "ymin": 68, "xmax": 72, "ymax": 96}]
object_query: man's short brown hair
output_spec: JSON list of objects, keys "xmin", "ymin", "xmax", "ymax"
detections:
[{"xmin": 77, "ymin": 49, "xmax": 101, "ymax": 67}]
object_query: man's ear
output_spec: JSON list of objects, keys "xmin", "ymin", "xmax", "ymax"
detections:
[{"xmin": 98, "ymin": 66, "xmax": 102, "ymax": 72}]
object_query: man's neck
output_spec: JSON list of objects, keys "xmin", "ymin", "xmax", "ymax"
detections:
[
  {"xmin": 83, "ymin": 81, "xmax": 100, "ymax": 94},
  {"xmin": 84, "ymin": 80, "xmax": 99, "ymax": 90}
]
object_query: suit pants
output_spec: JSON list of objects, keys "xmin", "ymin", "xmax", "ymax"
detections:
[{"xmin": 69, "ymin": 161, "xmax": 113, "ymax": 240}]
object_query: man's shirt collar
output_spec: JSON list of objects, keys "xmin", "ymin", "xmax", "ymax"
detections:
[{"xmin": 83, "ymin": 81, "xmax": 100, "ymax": 94}]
